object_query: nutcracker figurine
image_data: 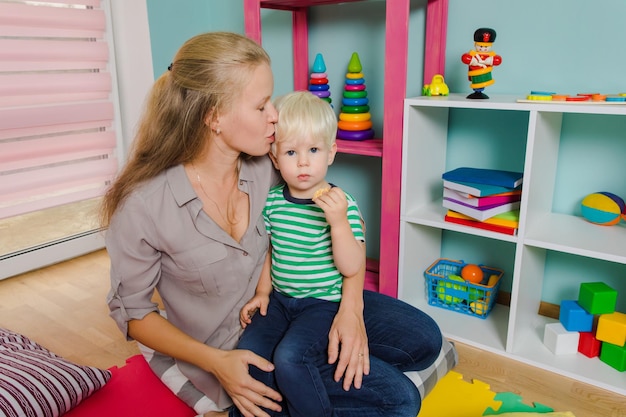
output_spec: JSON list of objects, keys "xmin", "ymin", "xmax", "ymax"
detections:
[{"xmin": 461, "ymin": 28, "xmax": 502, "ymax": 99}]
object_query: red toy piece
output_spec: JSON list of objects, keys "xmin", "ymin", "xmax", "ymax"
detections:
[{"xmin": 461, "ymin": 28, "xmax": 502, "ymax": 99}]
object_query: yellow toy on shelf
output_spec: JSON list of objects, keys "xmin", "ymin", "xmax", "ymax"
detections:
[{"xmin": 422, "ymin": 74, "xmax": 449, "ymax": 96}]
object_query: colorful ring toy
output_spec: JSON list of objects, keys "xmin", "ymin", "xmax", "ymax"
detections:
[{"xmin": 337, "ymin": 128, "xmax": 375, "ymax": 141}]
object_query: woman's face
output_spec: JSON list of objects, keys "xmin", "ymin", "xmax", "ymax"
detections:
[{"xmin": 217, "ymin": 63, "xmax": 278, "ymax": 157}]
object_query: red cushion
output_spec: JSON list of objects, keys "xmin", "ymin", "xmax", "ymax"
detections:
[{"xmin": 64, "ymin": 355, "xmax": 196, "ymax": 417}]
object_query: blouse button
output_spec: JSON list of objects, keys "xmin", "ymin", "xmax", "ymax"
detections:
[{"xmin": 243, "ymin": 251, "xmax": 249, "ymax": 256}]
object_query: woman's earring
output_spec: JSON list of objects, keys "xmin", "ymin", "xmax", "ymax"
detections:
[{"xmin": 215, "ymin": 128, "xmax": 221, "ymax": 135}]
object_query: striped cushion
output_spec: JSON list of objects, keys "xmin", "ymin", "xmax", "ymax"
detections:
[{"xmin": 0, "ymin": 328, "xmax": 111, "ymax": 417}]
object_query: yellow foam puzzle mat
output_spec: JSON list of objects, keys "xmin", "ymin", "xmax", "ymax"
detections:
[
  {"xmin": 489, "ymin": 413, "xmax": 576, "ymax": 417},
  {"xmin": 418, "ymin": 371, "xmax": 500, "ymax": 417},
  {"xmin": 417, "ymin": 370, "xmax": 566, "ymax": 417}
]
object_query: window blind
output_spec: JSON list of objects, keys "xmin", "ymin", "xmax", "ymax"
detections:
[{"xmin": 0, "ymin": 0, "xmax": 118, "ymax": 220}]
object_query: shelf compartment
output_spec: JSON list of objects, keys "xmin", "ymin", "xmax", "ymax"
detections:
[
  {"xmin": 511, "ymin": 313, "xmax": 626, "ymax": 396},
  {"xmin": 402, "ymin": 200, "xmax": 519, "ymax": 244},
  {"xmin": 524, "ymin": 212, "xmax": 626, "ymax": 264}
]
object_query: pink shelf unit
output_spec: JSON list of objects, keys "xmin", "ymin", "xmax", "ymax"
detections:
[{"xmin": 244, "ymin": 0, "xmax": 448, "ymax": 297}]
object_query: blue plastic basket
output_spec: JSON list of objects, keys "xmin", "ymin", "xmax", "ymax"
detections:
[{"xmin": 424, "ymin": 258, "xmax": 503, "ymax": 319}]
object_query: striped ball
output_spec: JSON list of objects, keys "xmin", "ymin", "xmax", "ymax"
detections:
[{"xmin": 581, "ymin": 192, "xmax": 625, "ymax": 226}]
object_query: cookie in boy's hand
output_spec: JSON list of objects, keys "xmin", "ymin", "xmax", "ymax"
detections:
[{"xmin": 313, "ymin": 187, "xmax": 331, "ymax": 199}]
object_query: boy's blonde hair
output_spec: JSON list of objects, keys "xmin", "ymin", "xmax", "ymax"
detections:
[{"xmin": 272, "ymin": 91, "xmax": 337, "ymax": 153}]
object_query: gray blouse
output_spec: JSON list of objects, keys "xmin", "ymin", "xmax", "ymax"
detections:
[{"xmin": 106, "ymin": 156, "xmax": 277, "ymax": 408}]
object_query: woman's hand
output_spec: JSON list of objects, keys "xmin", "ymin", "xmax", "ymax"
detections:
[
  {"xmin": 129, "ymin": 313, "xmax": 281, "ymax": 417},
  {"xmin": 211, "ymin": 349, "xmax": 283, "ymax": 417},
  {"xmin": 327, "ymin": 304, "xmax": 370, "ymax": 391}
]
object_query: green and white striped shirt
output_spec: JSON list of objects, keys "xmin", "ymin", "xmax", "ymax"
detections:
[{"xmin": 264, "ymin": 184, "xmax": 365, "ymax": 302}]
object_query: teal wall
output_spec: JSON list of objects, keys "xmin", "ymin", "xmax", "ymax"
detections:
[
  {"xmin": 146, "ymin": 0, "xmax": 244, "ymax": 80},
  {"xmin": 145, "ymin": 0, "xmax": 626, "ymax": 302}
]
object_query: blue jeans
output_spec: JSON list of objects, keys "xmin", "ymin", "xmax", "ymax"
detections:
[{"xmin": 234, "ymin": 290, "xmax": 443, "ymax": 417}]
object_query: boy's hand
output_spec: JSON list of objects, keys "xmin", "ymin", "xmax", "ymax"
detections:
[
  {"xmin": 313, "ymin": 187, "xmax": 349, "ymax": 226},
  {"xmin": 239, "ymin": 294, "xmax": 270, "ymax": 328}
]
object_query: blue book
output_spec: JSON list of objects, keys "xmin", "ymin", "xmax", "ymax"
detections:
[{"xmin": 442, "ymin": 167, "xmax": 524, "ymax": 189}]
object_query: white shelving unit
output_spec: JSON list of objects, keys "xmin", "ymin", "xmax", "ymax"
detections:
[{"xmin": 398, "ymin": 93, "xmax": 626, "ymax": 395}]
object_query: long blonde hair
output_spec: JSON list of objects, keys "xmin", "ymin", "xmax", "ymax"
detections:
[{"xmin": 100, "ymin": 32, "xmax": 270, "ymax": 227}]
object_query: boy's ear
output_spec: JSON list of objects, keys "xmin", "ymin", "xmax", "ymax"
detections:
[
  {"xmin": 269, "ymin": 150, "xmax": 280, "ymax": 170},
  {"xmin": 327, "ymin": 142, "xmax": 338, "ymax": 165}
]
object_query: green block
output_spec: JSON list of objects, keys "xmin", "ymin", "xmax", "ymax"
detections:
[
  {"xmin": 578, "ymin": 282, "xmax": 617, "ymax": 315},
  {"xmin": 599, "ymin": 341, "xmax": 626, "ymax": 372}
]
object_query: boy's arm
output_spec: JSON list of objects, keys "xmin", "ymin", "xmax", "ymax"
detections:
[
  {"xmin": 315, "ymin": 187, "xmax": 365, "ymax": 277},
  {"xmin": 255, "ymin": 249, "xmax": 273, "ymax": 296},
  {"xmin": 240, "ymin": 250, "xmax": 273, "ymax": 327}
]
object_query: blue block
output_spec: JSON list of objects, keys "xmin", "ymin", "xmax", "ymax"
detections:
[{"xmin": 559, "ymin": 300, "xmax": 593, "ymax": 332}]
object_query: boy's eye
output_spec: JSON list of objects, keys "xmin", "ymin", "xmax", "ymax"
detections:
[
  {"xmin": 286, "ymin": 150, "xmax": 295, "ymax": 156},
  {"xmin": 310, "ymin": 147, "xmax": 318, "ymax": 153}
]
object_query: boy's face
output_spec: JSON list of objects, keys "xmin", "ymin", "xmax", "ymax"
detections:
[{"xmin": 270, "ymin": 135, "xmax": 337, "ymax": 199}]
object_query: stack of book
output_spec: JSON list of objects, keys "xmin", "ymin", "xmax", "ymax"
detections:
[{"xmin": 441, "ymin": 167, "xmax": 523, "ymax": 235}]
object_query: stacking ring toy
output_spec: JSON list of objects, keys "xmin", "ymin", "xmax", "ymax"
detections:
[
  {"xmin": 337, "ymin": 128, "xmax": 375, "ymax": 141},
  {"xmin": 345, "ymin": 78, "xmax": 365, "ymax": 85},
  {"xmin": 338, "ymin": 120, "xmax": 373, "ymax": 131},
  {"xmin": 342, "ymin": 97, "xmax": 369, "ymax": 106},
  {"xmin": 339, "ymin": 112, "xmax": 371, "ymax": 122},
  {"xmin": 309, "ymin": 84, "xmax": 329, "ymax": 91},
  {"xmin": 343, "ymin": 90, "xmax": 367, "ymax": 99},
  {"xmin": 341, "ymin": 105, "xmax": 370, "ymax": 113}
]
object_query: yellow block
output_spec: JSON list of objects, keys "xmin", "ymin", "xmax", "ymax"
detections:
[{"xmin": 596, "ymin": 312, "xmax": 626, "ymax": 346}]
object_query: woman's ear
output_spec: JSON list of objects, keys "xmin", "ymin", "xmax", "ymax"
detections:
[{"xmin": 204, "ymin": 110, "xmax": 220, "ymax": 133}]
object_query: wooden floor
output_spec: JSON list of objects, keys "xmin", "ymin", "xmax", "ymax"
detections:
[{"xmin": 0, "ymin": 249, "xmax": 623, "ymax": 417}]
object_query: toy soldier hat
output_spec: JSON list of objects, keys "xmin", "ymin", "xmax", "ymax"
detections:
[{"xmin": 474, "ymin": 28, "xmax": 496, "ymax": 44}]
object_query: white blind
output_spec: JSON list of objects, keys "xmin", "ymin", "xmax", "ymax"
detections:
[{"xmin": 0, "ymin": 0, "xmax": 118, "ymax": 220}]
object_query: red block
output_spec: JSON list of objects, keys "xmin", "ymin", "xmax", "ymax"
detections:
[{"xmin": 578, "ymin": 331, "xmax": 602, "ymax": 358}]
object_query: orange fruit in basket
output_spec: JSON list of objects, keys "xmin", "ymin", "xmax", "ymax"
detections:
[{"xmin": 461, "ymin": 264, "xmax": 484, "ymax": 284}]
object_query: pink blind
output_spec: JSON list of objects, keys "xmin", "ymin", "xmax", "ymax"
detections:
[{"xmin": 0, "ymin": 0, "xmax": 118, "ymax": 220}]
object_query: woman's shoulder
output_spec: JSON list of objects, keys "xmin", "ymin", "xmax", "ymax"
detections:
[{"xmin": 125, "ymin": 165, "xmax": 187, "ymax": 206}]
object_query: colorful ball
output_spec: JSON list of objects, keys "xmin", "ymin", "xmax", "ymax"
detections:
[{"xmin": 581, "ymin": 192, "xmax": 625, "ymax": 226}]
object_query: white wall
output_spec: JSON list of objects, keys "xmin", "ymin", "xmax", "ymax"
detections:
[{"xmin": 110, "ymin": 0, "xmax": 154, "ymax": 154}]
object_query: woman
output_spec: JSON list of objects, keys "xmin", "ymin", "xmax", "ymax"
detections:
[{"xmin": 102, "ymin": 31, "xmax": 443, "ymax": 417}]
